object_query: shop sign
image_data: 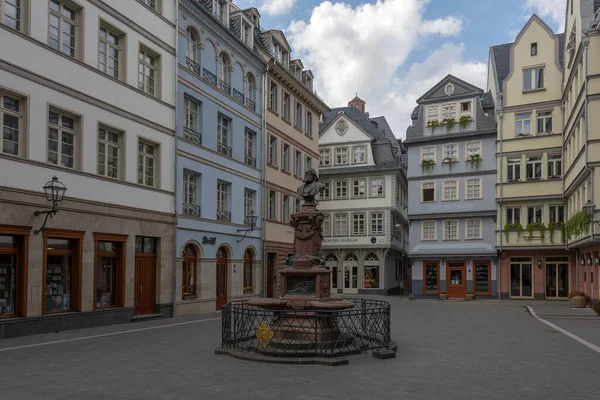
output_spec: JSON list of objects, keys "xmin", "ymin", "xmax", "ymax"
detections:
[
  {"xmin": 202, "ymin": 236, "xmax": 217, "ymax": 245},
  {"xmin": 323, "ymin": 237, "xmax": 387, "ymax": 245}
]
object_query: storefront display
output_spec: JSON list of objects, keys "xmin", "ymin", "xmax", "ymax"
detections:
[
  {"xmin": 475, "ymin": 262, "xmax": 490, "ymax": 293},
  {"xmin": 0, "ymin": 235, "xmax": 16, "ymax": 317},
  {"xmin": 363, "ymin": 266, "xmax": 379, "ymax": 288},
  {"xmin": 45, "ymin": 238, "xmax": 73, "ymax": 313},
  {"xmin": 97, "ymin": 241, "xmax": 118, "ymax": 307},
  {"xmin": 424, "ymin": 262, "xmax": 439, "ymax": 293}
]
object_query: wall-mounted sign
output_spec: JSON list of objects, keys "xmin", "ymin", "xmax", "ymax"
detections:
[
  {"xmin": 202, "ymin": 236, "xmax": 217, "ymax": 245},
  {"xmin": 323, "ymin": 236, "xmax": 388, "ymax": 246},
  {"xmin": 370, "ymin": 237, "xmax": 376, "ymax": 244}
]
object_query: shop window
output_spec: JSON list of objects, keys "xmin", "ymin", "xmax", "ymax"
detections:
[
  {"xmin": 0, "ymin": 226, "xmax": 30, "ymax": 318},
  {"xmin": 363, "ymin": 253, "xmax": 380, "ymax": 289},
  {"xmin": 94, "ymin": 233, "xmax": 127, "ymax": 308},
  {"xmin": 43, "ymin": 229, "xmax": 84, "ymax": 314},
  {"xmin": 473, "ymin": 260, "xmax": 491, "ymax": 295},
  {"xmin": 244, "ymin": 249, "xmax": 253, "ymax": 293},
  {"xmin": 182, "ymin": 244, "xmax": 198, "ymax": 298},
  {"xmin": 423, "ymin": 261, "xmax": 439, "ymax": 294}
]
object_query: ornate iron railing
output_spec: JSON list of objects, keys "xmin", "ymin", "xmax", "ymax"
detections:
[
  {"xmin": 246, "ymin": 97, "xmax": 255, "ymax": 111},
  {"xmin": 183, "ymin": 127, "xmax": 202, "ymax": 145},
  {"xmin": 217, "ymin": 209, "xmax": 231, "ymax": 222},
  {"xmin": 186, "ymin": 57, "xmax": 201, "ymax": 75},
  {"xmin": 245, "ymin": 154, "xmax": 256, "ymax": 167},
  {"xmin": 183, "ymin": 203, "xmax": 200, "ymax": 217},
  {"xmin": 233, "ymin": 88, "xmax": 245, "ymax": 104},
  {"xmin": 217, "ymin": 143, "xmax": 232, "ymax": 157},
  {"xmin": 203, "ymin": 68, "xmax": 217, "ymax": 86},
  {"xmin": 219, "ymin": 79, "xmax": 231, "ymax": 95},
  {"xmin": 220, "ymin": 298, "xmax": 391, "ymax": 358}
]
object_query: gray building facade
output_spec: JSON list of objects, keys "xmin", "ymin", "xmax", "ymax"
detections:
[{"xmin": 405, "ymin": 75, "xmax": 498, "ymax": 298}]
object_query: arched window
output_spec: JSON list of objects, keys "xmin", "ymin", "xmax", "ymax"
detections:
[
  {"xmin": 219, "ymin": 52, "xmax": 230, "ymax": 85},
  {"xmin": 364, "ymin": 252, "xmax": 380, "ymax": 289},
  {"xmin": 344, "ymin": 253, "xmax": 358, "ymax": 261},
  {"xmin": 325, "ymin": 253, "xmax": 338, "ymax": 262},
  {"xmin": 245, "ymin": 73, "xmax": 255, "ymax": 108},
  {"xmin": 244, "ymin": 249, "xmax": 253, "ymax": 293},
  {"xmin": 365, "ymin": 252, "xmax": 379, "ymax": 261},
  {"xmin": 186, "ymin": 28, "xmax": 199, "ymax": 62},
  {"xmin": 216, "ymin": 246, "xmax": 228, "ymax": 309},
  {"xmin": 182, "ymin": 244, "xmax": 198, "ymax": 298}
]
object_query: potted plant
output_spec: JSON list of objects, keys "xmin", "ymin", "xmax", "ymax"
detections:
[
  {"xmin": 568, "ymin": 291, "xmax": 588, "ymax": 308},
  {"xmin": 467, "ymin": 153, "xmax": 482, "ymax": 168},
  {"xmin": 428, "ymin": 119, "xmax": 440, "ymax": 133},
  {"xmin": 244, "ymin": 286, "xmax": 253, "ymax": 293},
  {"xmin": 458, "ymin": 115, "xmax": 473, "ymax": 129},
  {"xmin": 465, "ymin": 292, "xmax": 475, "ymax": 301},
  {"xmin": 593, "ymin": 299, "xmax": 600, "ymax": 316},
  {"xmin": 421, "ymin": 159, "xmax": 436, "ymax": 173},
  {"xmin": 439, "ymin": 291, "xmax": 448, "ymax": 300},
  {"xmin": 444, "ymin": 117, "xmax": 456, "ymax": 132},
  {"xmin": 503, "ymin": 223, "xmax": 524, "ymax": 242}
]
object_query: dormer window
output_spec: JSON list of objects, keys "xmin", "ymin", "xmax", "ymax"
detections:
[
  {"xmin": 241, "ymin": 21, "xmax": 251, "ymax": 46},
  {"xmin": 273, "ymin": 43, "xmax": 283, "ymax": 64},
  {"xmin": 214, "ymin": 0, "xmax": 227, "ymax": 25}
]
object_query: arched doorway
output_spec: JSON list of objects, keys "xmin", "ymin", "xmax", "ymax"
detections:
[
  {"xmin": 363, "ymin": 252, "xmax": 380, "ymax": 289},
  {"xmin": 182, "ymin": 244, "xmax": 198, "ymax": 299},
  {"xmin": 216, "ymin": 246, "xmax": 228, "ymax": 310},
  {"xmin": 343, "ymin": 253, "xmax": 359, "ymax": 294},
  {"xmin": 243, "ymin": 249, "xmax": 253, "ymax": 294},
  {"xmin": 324, "ymin": 253, "xmax": 338, "ymax": 291}
]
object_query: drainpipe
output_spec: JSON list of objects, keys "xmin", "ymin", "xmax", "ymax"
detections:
[
  {"xmin": 171, "ymin": 4, "xmax": 180, "ymax": 316},
  {"xmin": 583, "ymin": 37, "xmax": 593, "ymax": 294},
  {"xmin": 497, "ymin": 93, "xmax": 504, "ymax": 300},
  {"xmin": 260, "ymin": 61, "xmax": 270, "ymax": 297}
]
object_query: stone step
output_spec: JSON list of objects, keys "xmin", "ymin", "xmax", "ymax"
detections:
[{"xmin": 131, "ymin": 313, "xmax": 164, "ymax": 322}]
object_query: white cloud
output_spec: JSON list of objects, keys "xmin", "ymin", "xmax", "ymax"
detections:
[
  {"xmin": 523, "ymin": 0, "xmax": 566, "ymax": 32},
  {"xmin": 261, "ymin": 0, "xmax": 296, "ymax": 15},
  {"xmin": 286, "ymin": 0, "xmax": 485, "ymax": 139}
]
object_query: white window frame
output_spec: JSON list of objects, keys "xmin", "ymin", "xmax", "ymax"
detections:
[
  {"xmin": 322, "ymin": 214, "xmax": 330, "ymax": 236},
  {"xmin": 426, "ymin": 105, "xmax": 439, "ymax": 122},
  {"xmin": 306, "ymin": 156, "xmax": 313, "ymax": 171},
  {"xmin": 548, "ymin": 154, "xmax": 562, "ymax": 178},
  {"xmin": 352, "ymin": 145, "xmax": 366, "ymax": 164},
  {"xmin": 507, "ymin": 158, "xmax": 521, "ymax": 182},
  {"xmin": 526, "ymin": 156, "xmax": 542, "ymax": 180},
  {"xmin": 443, "ymin": 219, "xmax": 459, "ymax": 240},
  {"xmin": 269, "ymin": 81, "xmax": 278, "ymax": 111},
  {"xmin": 442, "ymin": 180, "xmax": 458, "ymax": 201},
  {"xmin": 137, "ymin": 139, "xmax": 157, "ymax": 187},
  {"xmin": 268, "ymin": 136, "xmax": 277, "ymax": 166},
  {"xmin": 515, "ymin": 114, "xmax": 531, "ymax": 136},
  {"xmin": 352, "ymin": 179, "xmax": 366, "ymax": 199},
  {"xmin": 282, "ymin": 143, "xmax": 290, "ymax": 173},
  {"xmin": 370, "ymin": 212, "xmax": 384, "ymax": 236},
  {"xmin": 183, "ymin": 169, "xmax": 199, "ymax": 207},
  {"xmin": 138, "ymin": 46, "xmax": 159, "ymax": 97},
  {"xmin": 319, "ymin": 148, "xmax": 331, "ymax": 166},
  {"xmin": 465, "ymin": 140, "xmax": 481, "ymax": 160},
  {"xmin": 98, "ymin": 126, "xmax": 121, "ymax": 179},
  {"xmin": 420, "ymin": 145, "xmax": 436, "ymax": 162},
  {"xmin": 281, "ymin": 194, "xmax": 290, "ymax": 223},
  {"xmin": 443, "ymin": 143, "xmax": 458, "ymax": 161},
  {"xmin": 523, "ymin": 67, "xmax": 545, "ymax": 91},
  {"xmin": 465, "ymin": 178, "xmax": 482, "ymax": 200},
  {"xmin": 294, "ymin": 101, "xmax": 302, "ymax": 130},
  {"xmin": 321, "ymin": 181, "xmax": 330, "ymax": 200},
  {"xmin": 48, "ymin": 108, "xmax": 77, "ymax": 169},
  {"xmin": 0, "ymin": 91, "xmax": 22, "ymax": 156},
  {"xmin": 294, "ymin": 150, "xmax": 302, "ymax": 177},
  {"xmin": 183, "ymin": 96, "xmax": 200, "ymax": 136},
  {"xmin": 527, "ymin": 205, "xmax": 543, "ymax": 224},
  {"xmin": 334, "ymin": 214, "xmax": 348, "ymax": 237},
  {"xmin": 421, "ymin": 181, "xmax": 436, "ymax": 202},
  {"xmin": 282, "ymin": 92, "xmax": 291, "ymax": 121},
  {"xmin": 49, "ymin": 0, "xmax": 78, "ymax": 58},
  {"xmin": 335, "ymin": 147, "xmax": 348, "ymax": 165},
  {"xmin": 98, "ymin": 22, "xmax": 122, "ymax": 79},
  {"xmin": 536, "ymin": 110, "xmax": 553, "ymax": 134},
  {"xmin": 466, "ymin": 218, "xmax": 482, "ymax": 240},
  {"xmin": 217, "ymin": 180, "xmax": 230, "ymax": 213},
  {"xmin": 306, "ymin": 111, "xmax": 313, "ymax": 137},
  {"xmin": 441, "ymin": 103, "xmax": 457, "ymax": 120},
  {"xmin": 352, "ymin": 213, "xmax": 366, "ymax": 236},
  {"xmin": 422, "ymin": 220, "xmax": 437, "ymax": 241},
  {"xmin": 217, "ymin": 114, "xmax": 230, "ymax": 154},
  {"xmin": 506, "ymin": 207, "xmax": 521, "ymax": 224},
  {"xmin": 335, "ymin": 180, "xmax": 348, "ymax": 199},
  {"xmin": 268, "ymin": 190, "xmax": 276, "ymax": 220},
  {"xmin": 370, "ymin": 178, "xmax": 384, "ymax": 198},
  {"xmin": 550, "ymin": 205, "xmax": 564, "ymax": 223},
  {"xmin": 2, "ymin": 0, "xmax": 24, "ymax": 31},
  {"xmin": 244, "ymin": 129, "xmax": 255, "ymax": 161},
  {"xmin": 244, "ymin": 188, "xmax": 254, "ymax": 217}
]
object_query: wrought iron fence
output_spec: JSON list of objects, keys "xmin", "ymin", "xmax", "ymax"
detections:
[
  {"xmin": 233, "ymin": 88, "xmax": 245, "ymax": 104},
  {"xmin": 186, "ymin": 57, "xmax": 201, "ymax": 75},
  {"xmin": 183, "ymin": 127, "xmax": 202, "ymax": 145},
  {"xmin": 244, "ymin": 154, "xmax": 256, "ymax": 167},
  {"xmin": 246, "ymin": 98, "xmax": 255, "ymax": 111},
  {"xmin": 217, "ymin": 209, "xmax": 231, "ymax": 222},
  {"xmin": 217, "ymin": 143, "xmax": 232, "ymax": 157},
  {"xmin": 219, "ymin": 79, "xmax": 231, "ymax": 95},
  {"xmin": 183, "ymin": 203, "xmax": 200, "ymax": 217},
  {"xmin": 203, "ymin": 68, "xmax": 217, "ymax": 86},
  {"xmin": 220, "ymin": 298, "xmax": 391, "ymax": 358}
]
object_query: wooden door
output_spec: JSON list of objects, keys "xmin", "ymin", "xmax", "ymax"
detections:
[
  {"xmin": 134, "ymin": 255, "xmax": 156, "ymax": 315},
  {"xmin": 266, "ymin": 253, "xmax": 275, "ymax": 298},
  {"xmin": 446, "ymin": 261, "xmax": 466, "ymax": 298},
  {"xmin": 216, "ymin": 256, "xmax": 228, "ymax": 310}
]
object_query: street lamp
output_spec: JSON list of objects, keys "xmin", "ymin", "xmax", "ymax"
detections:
[
  {"xmin": 33, "ymin": 176, "xmax": 67, "ymax": 235},
  {"xmin": 237, "ymin": 211, "xmax": 258, "ymax": 243},
  {"xmin": 583, "ymin": 200, "xmax": 596, "ymax": 223}
]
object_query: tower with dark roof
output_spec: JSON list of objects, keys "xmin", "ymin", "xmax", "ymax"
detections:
[{"xmin": 348, "ymin": 95, "xmax": 366, "ymax": 113}]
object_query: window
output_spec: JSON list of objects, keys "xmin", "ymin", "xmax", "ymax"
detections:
[
  {"xmin": 537, "ymin": 111, "xmax": 552, "ymax": 134},
  {"xmin": 548, "ymin": 154, "xmax": 562, "ymax": 178},
  {"xmin": 306, "ymin": 156, "xmax": 313, "ymax": 171},
  {"xmin": 422, "ymin": 221, "xmax": 436, "ymax": 240},
  {"xmin": 335, "ymin": 180, "xmax": 347, "ymax": 199},
  {"xmin": 283, "ymin": 92, "xmax": 291, "ymax": 121},
  {"xmin": 352, "ymin": 179, "xmax": 366, "ymax": 198},
  {"xmin": 241, "ymin": 21, "xmax": 251, "ymax": 45},
  {"xmin": 294, "ymin": 198, "xmax": 301, "ymax": 213},
  {"xmin": 281, "ymin": 195, "xmax": 290, "ymax": 223},
  {"xmin": 441, "ymin": 103, "xmax": 456, "ymax": 120},
  {"xmin": 0, "ymin": 232, "xmax": 29, "ymax": 318},
  {"xmin": 243, "ymin": 249, "xmax": 253, "ymax": 293},
  {"xmin": 466, "ymin": 141, "xmax": 481, "ymax": 159},
  {"xmin": 422, "ymin": 182, "xmax": 435, "ymax": 202},
  {"xmin": 183, "ymin": 97, "xmax": 201, "ymax": 144},
  {"xmin": 99, "ymin": 24, "xmax": 122, "ymax": 79},
  {"xmin": 526, "ymin": 156, "xmax": 542, "ymax": 180},
  {"xmin": 335, "ymin": 147, "xmax": 348, "ymax": 165},
  {"xmin": 138, "ymin": 47, "xmax": 158, "ymax": 96},
  {"xmin": 272, "ymin": 42, "xmax": 283, "ymax": 63},
  {"xmin": 245, "ymin": 73, "xmax": 255, "ymax": 108},
  {"xmin": 334, "ymin": 214, "xmax": 348, "ymax": 236},
  {"xmin": 506, "ymin": 207, "xmax": 521, "ymax": 224},
  {"xmin": 424, "ymin": 261, "xmax": 439, "ymax": 293},
  {"xmin": 527, "ymin": 206, "xmax": 542, "ymax": 224},
  {"xmin": 466, "ymin": 178, "xmax": 481, "ymax": 199},
  {"xmin": 217, "ymin": 114, "xmax": 231, "ymax": 156},
  {"xmin": 321, "ymin": 182, "xmax": 330, "ymax": 200},
  {"xmin": 268, "ymin": 136, "xmax": 277, "ymax": 166},
  {"xmin": 460, "ymin": 101, "xmax": 472, "ymax": 114},
  {"xmin": 466, "ymin": 219, "xmax": 482, "ymax": 239},
  {"xmin": 216, "ymin": 181, "xmax": 230, "ymax": 221},
  {"xmin": 370, "ymin": 212, "xmax": 384, "ymax": 235},
  {"xmin": 507, "ymin": 158, "xmax": 521, "ymax": 182},
  {"xmin": 443, "ymin": 180, "xmax": 458, "ymax": 201},
  {"xmin": 370, "ymin": 178, "xmax": 384, "ymax": 197},
  {"xmin": 550, "ymin": 205, "xmax": 564, "ymax": 223},
  {"xmin": 426, "ymin": 105, "xmax": 439, "ymax": 122},
  {"xmin": 48, "ymin": 109, "xmax": 76, "ymax": 168},
  {"xmin": 352, "ymin": 146, "xmax": 366, "ymax": 164},
  {"xmin": 185, "ymin": 28, "xmax": 199, "ymax": 64},
  {"xmin": 137, "ymin": 140, "xmax": 156, "ymax": 187},
  {"xmin": 49, "ymin": 0, "xmax": 77, "ymax": 57},
  {"xmin": 352, "ymin": 213, "xmax": 365, "ymax": 235},
  {"xmin": 523, "ymin": 67, "xmax": 544, "ymax": 90},
  {"xmin": 218, "ymin": 53, "xmax": 230, "ymax": 92},
  {"xmin": 306, "ymin": 112, "xmax": 313, "ymax": 137},
  {"xmin": 183, "ymin": 170, "xmax": 200, "ymax": 217},
  {"xmin": 268, "ymin": 191, "xmax": 276, "ymax": 220},
  {"xmin": 320, "ymin": 149, "xmax": 331, "ymax": 166},
  {"xmin": 282, "ymin": 144, "xmax": 290, "ymax": 173},
  {"xmin": 443, "ymin": 220, "xmax": 458, "ymax": 240},
  {"xmin": 294, "ymin": 150, "xmax": 302, "ymax": 177},
  {"xmin": 139, "ymin": 0, "xmax": 157, "ymax": 10},
  {"xmin": 95, "ymin": 234, "xmax": 125, "ymax": 309},
  {"xmin": 443, "ymin": 143, "xmax": 458, "ymax": 160},
  {"xmin": 44, "ymin": 236, "xmax": 81, "ymax": 313},
  {"xmin": 216, "ymin": 0, "xmax": 226, "ymax": 23},
  {"xmin": 98, "ymin": 127, "xmax": 120, "ymax": 179},
  {"xmin": 515, "ymin": 114, "xmax": 531, "ymax": 136},
  {"xmin": 244, "ymin": 129, "xmax": 256, "ymax": 166},
  {"xmin": 364, "ymin": 253, "xmax": 380, "ymax": 289},
  {"xmin": 421, "ymin": 145, "xmax": 435, "ymax": 161},
  {"xmin": 182, "ymin": 244, "xmax": 197, "ymax": 297},
  {"xmin": 243, "ymin": 188, "xmax": 255, "ymax": 218},
  {"xmin": 295, "ymin": 102, "xmax": 302, "ymax": 130},
  {"xmin": 2, "ymin": 0, "xmax": 22, "ymax": 31},
  {"xmin": 1, "ymin": 91, "xmax": 21, "ymax": 156},
  {"xmin": 269, "ymin": 81, "xmax": 278, "ymax": 111}
]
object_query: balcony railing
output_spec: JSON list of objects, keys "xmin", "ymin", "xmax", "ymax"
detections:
[
  {"xmin": 217, "ymin": 209, "xmax": 231, "ymax": 222},
  {"xmin": 233, "ymin": 88, "xmax": 245, "ymax": 104},
  {"xmin": 217, "ymin": 143, "xmax": 232, "ymax": 157},
  {"xmin": 245, "ymin": 154, "xmax": 256, "ymax": 167},
  {"xmin": 183, "ymin": 127, "xmax": 202, "ymax": 145},
  {"xmin": 183, "ymin": 203, "xmax": 201, "ymax": 217},
  {"xmin": 246, "ymin": 97, "xmax": 255, "ymax": 111},
  {"xmin": 203, "ymin": 68, "xmax": 217, "ymax": 86},
  {"xmin": 219, "ymin": 79, "xmax": 231, "ymax": 95},
  {"xmin": 186, "ymin": 57, "xmax": 201, "ymax": 75}
]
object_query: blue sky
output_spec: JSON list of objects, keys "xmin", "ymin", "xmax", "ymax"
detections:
[{"xmin": 234, "ymin": 0, "xmax": 566, "ymax": 137}]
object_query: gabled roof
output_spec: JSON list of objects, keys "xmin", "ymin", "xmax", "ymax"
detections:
[
  {"xmin": 350, "ymin": 95, "xmax": 364, "ymax": 103},
  {"xmin": 262, "ymin": 29, "xmax": 292, "ymax": 52},
  {"xmin": 416, "ymin": 74, "xmax": 483, "ymax": 104}
]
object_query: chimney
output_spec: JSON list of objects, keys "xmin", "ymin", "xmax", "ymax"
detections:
[{"xmin": 348, "ymin": 94, "xmax": 366, "ymax": 113}]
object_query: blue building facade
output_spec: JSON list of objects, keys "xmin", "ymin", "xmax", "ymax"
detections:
[
  {"xmin": 176, "ymin": 0, "xmax": 266, "ymax": 314},
  {"xmin": 405, "ymin": 75, "xmax": 498, "ymax": 299}
]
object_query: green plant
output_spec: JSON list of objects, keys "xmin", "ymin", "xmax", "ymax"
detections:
[
  {"xmin": 517, "ymin": 133, "xmax": 532, "ymax": 137},
  {"xmin": 444, "ymin": 117, "xmax": 456, "ymax": 131},
  {"xmin": 547, "ymin": 222, "xmax": 565, "ymax": 243},
  {"xmin": 421, "ymin": 159, "xmax": 436, "ymax": 173},
  {"xmin": 504, "ymin": 223, "xmax": 524, "ymax": 242},
  {"xmin": 526, "ymin": 222, "xmax": 546, "ymax": 241},
  {"xmin": 428, "ymin": 119, "xmax": 440, "ymax": 133},
  {"xmin": 244, "ymin": 286, "xmax": 253, "ymax": 292},
  {"xmin": 568, "ymin": 291, "xmax": 586, "ymax": 298},
  {"xmin": 566, "ymin": 211, "xmax": 590, "ymax": 240},
  {"xmin": 467, "ymin": 153, "xmax": 482, "ymax": 167},
  {"xmin": 458, "ymin": 115, "xmax": 473, "ymax": 129}
]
